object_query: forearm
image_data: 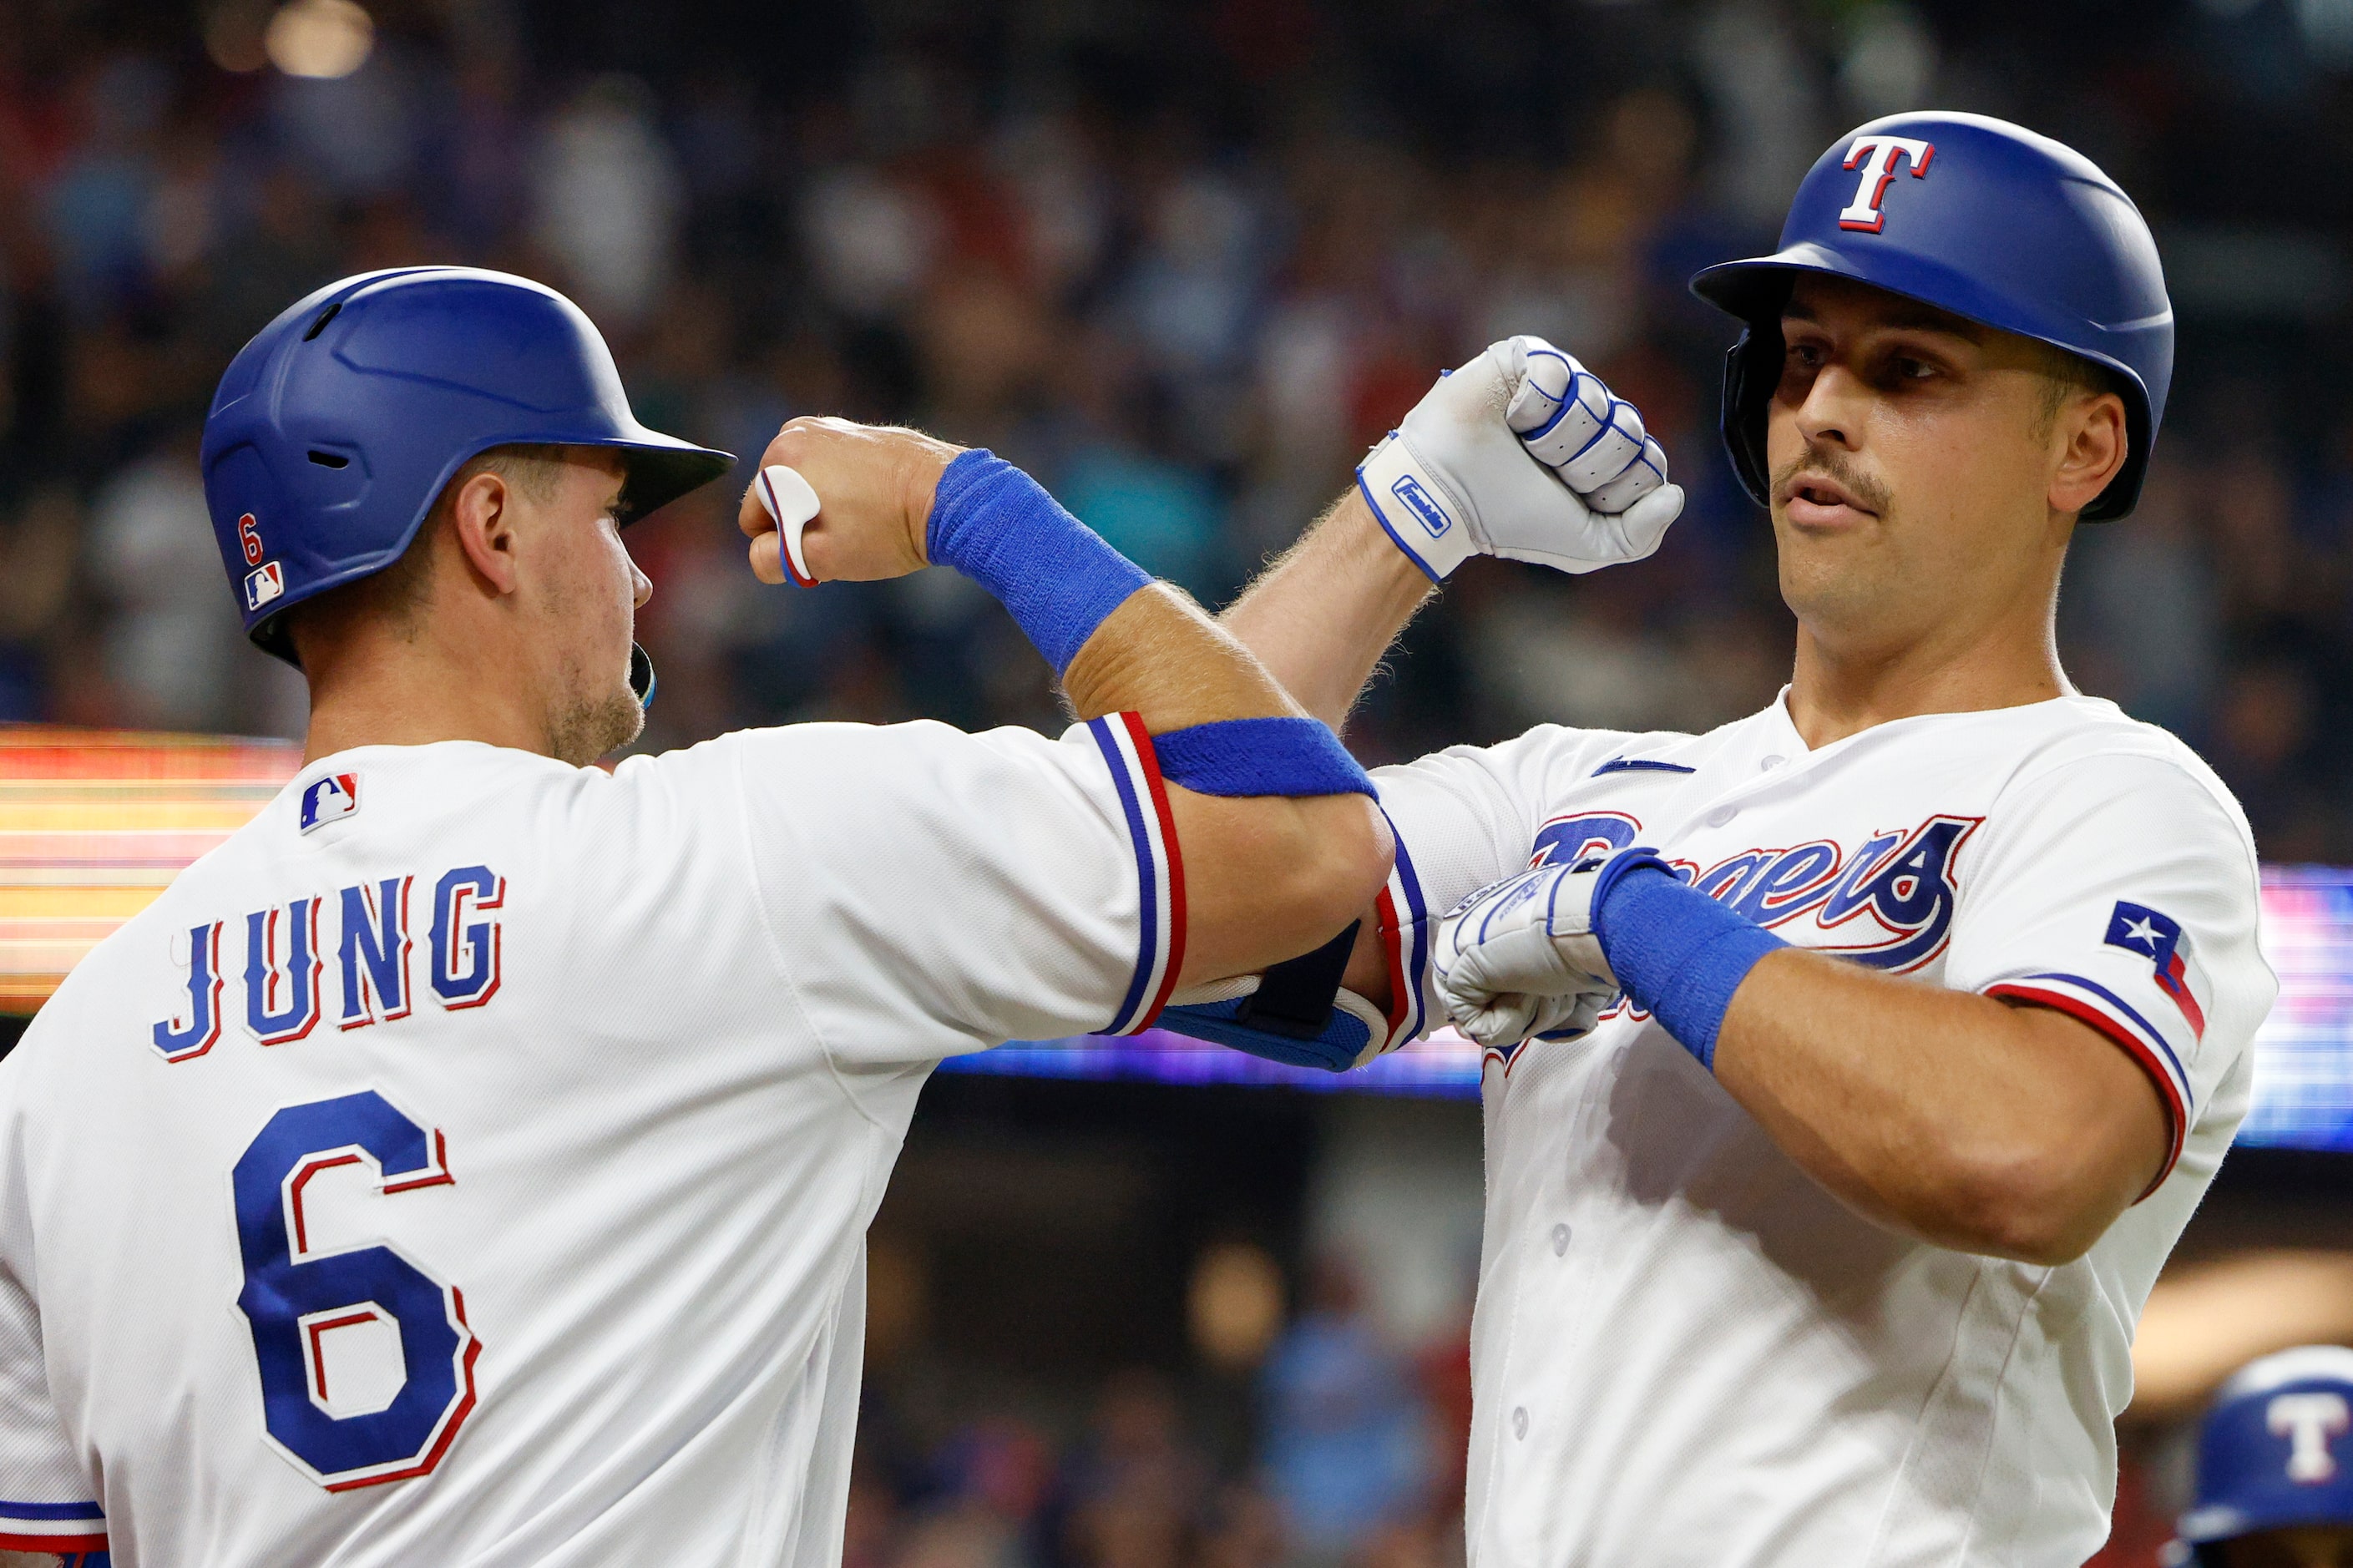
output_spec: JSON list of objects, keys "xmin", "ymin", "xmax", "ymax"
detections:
[
  {"xmin": 1711, "ymin": 950, "xmax": 2168, "ymax": 1263},
  {"xmin": 1063, "ymin": 584, "xmax": 1304, "ymax": 730},
  {"xmin": 1220, "ymin": 491, "xmax": 1433, "ymax": 731}
]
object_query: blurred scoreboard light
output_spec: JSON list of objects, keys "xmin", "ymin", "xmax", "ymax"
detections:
[
  {"xmin": 4, "ymin": 726, "xmax": 2350, "ymax": 1151},
  {"xmin": 2240, "ymin": 866, "xmax": 2353, "ymax": 1150},
  {"xmin": 965, "ymin": 1031, "xmax": 1488, "ymax": 1098},
  {"xmin": 0, "ymin": 727, "xmax": 300, "ymax": 1012}
]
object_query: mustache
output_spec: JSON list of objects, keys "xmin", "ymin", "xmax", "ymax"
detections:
[{"xmin": 1769, "ymin": 446, "xmax": 1894, "ymax": 517}]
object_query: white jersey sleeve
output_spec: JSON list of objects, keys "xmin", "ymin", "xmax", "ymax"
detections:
[
  {"xmin": 0, "ymin": 1134, "xmax": 106, "ymax": 1556},
  {"xmin": 722, "ymin": 714, "xmax": 1182, "ymax": 1065},
  {"xmin": 1369, "ymin": 725, "xmax": 1634, "ymax": 1042},
  {"xmin": 1943, "ymin": 751, "xmax": 2275, "ymax": 1186}
]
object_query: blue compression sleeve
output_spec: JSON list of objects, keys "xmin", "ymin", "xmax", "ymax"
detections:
[
  {"xmin": 928, "ymin": 449, "xmax": 1153, "ymax": 674},
  {"xmin": 1591, "ymin": 853, "xmax": 1789, "ymax": 1070},
  {"xmin": 1152, "ymin": 717, "xmax": 1374, "ymax": 797}
]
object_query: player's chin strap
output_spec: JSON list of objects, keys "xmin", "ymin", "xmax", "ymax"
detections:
[
  {"xmin": 1161, "ymin": 921, "xmax": 1392, "ymax": 1073},
  {"xmin": 629, "ymin": 643, "xmax": 658, "ymax": 708}
]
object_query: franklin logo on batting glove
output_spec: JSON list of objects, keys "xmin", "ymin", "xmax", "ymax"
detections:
[{"xmin": 1390, "ymin": 475, "xmax": 1454, "ymax": 539}]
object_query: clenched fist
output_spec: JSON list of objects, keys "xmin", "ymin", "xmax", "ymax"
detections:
[
  {"xmin": 736, "ymin": 417, "xmax": 964, "ymax": 586},
  {"xmin": 1358, "ymin": 335, "xmax": 1684, "ymax": 580}
]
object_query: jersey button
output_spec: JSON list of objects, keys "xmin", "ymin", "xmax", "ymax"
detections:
[
  {"xmin": 1551, "ymin": 1223, "xmax": 1571, "ymax": 1256},
  {"xmin": 1705, "ymin": 805, "xmax": 1737, "ymax": 827},
  {"xmin": 1759, "ymin": 754, "xmax": 1785, "ymax": 771},
  {"xmin": 1512, "ymin": 1406, "xmax": 1530, "ymax": 1440}
]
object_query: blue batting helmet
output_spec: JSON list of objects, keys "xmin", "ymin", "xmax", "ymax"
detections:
[
  {"xmin": 201, "ymin": 266, "xmax": 734, "ymax": 665},
  {"xmin": 2171, "ymin": 1345, "xmax": 2353, "ymax": 1563},
  {"xmin": 1689, "ymin": 111, "xmax": 2173, "ymax": 523}
]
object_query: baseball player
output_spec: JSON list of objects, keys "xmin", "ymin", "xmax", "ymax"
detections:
[
  {"xmin": 2169, "ymin": 1345, "xmax": 2353, "ymax": 1568},
  {"xmin": 0, "ymin": 267, "xmax": 1390, "ymax": 1565},
  {"xmin": 1173, "ymin": 113, "xmax": 2278, "ymax": 1563}
]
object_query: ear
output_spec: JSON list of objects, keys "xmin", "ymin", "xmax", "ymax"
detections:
[
  {"xmin": 447, "ymin": 471, "xmax": 523, "ymax": 597},
  {"xmin": 2049, "ymin": 392, "xmax": 2129, "ymax": 517}
]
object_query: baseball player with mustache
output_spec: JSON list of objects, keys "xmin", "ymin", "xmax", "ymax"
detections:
[{"xmin": 1176, "ymin": 113, "xmax": 2276, "ymax": 1565}]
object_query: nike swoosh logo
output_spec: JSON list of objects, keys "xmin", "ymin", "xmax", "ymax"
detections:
[{"xmin": 1591, "ymin": 757, "xmax": 1697, "ymax": 776}]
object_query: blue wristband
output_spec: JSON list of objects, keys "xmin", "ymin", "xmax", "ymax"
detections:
[
  {"xmin": 1591, "ymin": 850, "xmax": 1787, "ymax": 1070},
  {"xmin": 1152, "ymin": 717, "xmax": 1375, "ymax": 798},
  {"xmin": 928, "ymin": 449, "xmax": 1154, "ymax": 675}
]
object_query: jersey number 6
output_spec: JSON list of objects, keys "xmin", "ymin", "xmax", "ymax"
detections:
[{"xmin": 230, "ymin": 1091, "xmax": 480, "ymax": 1490}]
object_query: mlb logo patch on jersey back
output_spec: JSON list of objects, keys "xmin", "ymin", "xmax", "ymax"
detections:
[{"xmin": 300, "ymin": 773, "xmax": 360, "ymax": 833}]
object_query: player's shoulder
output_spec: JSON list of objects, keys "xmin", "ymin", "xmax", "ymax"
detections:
[
  {"xmin": 1389, "ymin": 717, "xmax": 1727, "ymax": 785},
  {"xmin": 1999, "ymin": 698, "xmax": 2244, "ymax": 812},
  {"xmin": 633, "ymin": 716, "xmax": 1076, "ymax": 797},
  {"xmin": 1984, "ymin": 697, "xmax": 2257, "ymax": 861}
]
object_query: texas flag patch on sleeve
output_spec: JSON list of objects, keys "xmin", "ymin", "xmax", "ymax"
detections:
[
  {"xmin": 2104, "ymin": 899, "xmax": 2207, "ymax": 1039},
  {"xmin": 299, "ymin": 773, "xmax": 360, "ymax": 834}
]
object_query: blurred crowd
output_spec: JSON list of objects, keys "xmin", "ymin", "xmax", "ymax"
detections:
[
  {"xmin": 850, "ymin": 1253, "xmax": 1472, "ymax": 1568},
  {"xmin": 8, "ymin": 0, "xmax": 2353, "ymax": 857}
]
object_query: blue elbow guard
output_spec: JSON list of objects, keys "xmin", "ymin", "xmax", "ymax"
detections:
[
  {"xmin": 1152, "ymin": 717, "xmax": 1374, "ymax": 797},
  {"xmin": 1156, "ymin": 919, "xmax": 1384, "ymax": 1073},
  {"xmin": 1158, "ymin": 990, "xmax": 1384, "ymax": 1073}
]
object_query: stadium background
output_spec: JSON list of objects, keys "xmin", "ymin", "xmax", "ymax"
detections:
[{"xmin": 5, "ymin": 0, "xmax": 2353, "ymax": 1560}]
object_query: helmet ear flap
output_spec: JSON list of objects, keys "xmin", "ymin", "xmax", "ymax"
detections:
[{"xmin": 1718, "ymin": 321, "xmax": 1781, "ymax": 512}]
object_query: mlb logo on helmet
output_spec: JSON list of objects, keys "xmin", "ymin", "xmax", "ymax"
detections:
[
  {"xmin": 245, "ymin": 561, "xmax": 285, "ymax": 611},
  {"xmin": 299, "ymin": 773, "xmax": 360, "ymax": 833},
  {"xmin": 1837, "ymin": 134, "xmax": 1935, "ymax": 232}
]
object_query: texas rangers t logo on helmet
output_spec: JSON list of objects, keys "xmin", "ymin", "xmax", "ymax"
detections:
[
  {"xmin": 2271, "ymin": 1391, "xmax": 2350, "ymax": 1482},
  {"xmin": 1838, "ymin": 135, "xmax": 1936, "ymax": 232}
]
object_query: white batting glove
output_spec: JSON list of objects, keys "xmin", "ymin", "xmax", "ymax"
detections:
[
  {"xmin": 1435, "ymin": 860, "xmax": 1622, "ymax": 1050},
  {"xmin": 1357, "ymin": 335, "xmax": 1683, "ymax": 581}
]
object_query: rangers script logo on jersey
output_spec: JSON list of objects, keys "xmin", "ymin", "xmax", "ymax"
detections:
[{"xmin": 1528, "ymin": 808, "xmax": 1977, "ymax": 972}]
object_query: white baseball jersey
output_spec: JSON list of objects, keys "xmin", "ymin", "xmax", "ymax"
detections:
[
  {"xmin": 0, "ymin": 716, "xmax": 1185, "ymax": 1565},
  {"xmin": 1369, "ymin": 692, "xmax": 2275, "ymax": 1568}
]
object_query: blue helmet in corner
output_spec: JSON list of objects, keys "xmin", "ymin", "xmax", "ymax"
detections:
[
  {"xmin": 2172, "ymin": 1345, "xmax": 2353, "ymax": 1563},
  {"xmin": 200, "ymin": 266, "xmax": 735, "ymax": 664},
  {"xmin": 1689, "ymin": 112, "xmax": 2173, "ymax": 523}
]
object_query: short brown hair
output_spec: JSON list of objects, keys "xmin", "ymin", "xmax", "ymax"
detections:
[
  {"xmin": 2031, "ymin": 342, "xmax": 2128, "ymax": 439},
  {"xmin": 286, "ymin": 443, "xmax": 578, "ymax": 650}
]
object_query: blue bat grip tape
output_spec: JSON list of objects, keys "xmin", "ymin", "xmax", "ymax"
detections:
[
  {"xmin": 1152, "ymin": 717, "xmax": 1375, "ymax": 798},
  {"xmin": 928, "ymin": 449, "xmax": 1153, "ymax": 675},
  {"xmin": 1591, "ymin": 850, "xmax": 1788, "ymax": 1070}
]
